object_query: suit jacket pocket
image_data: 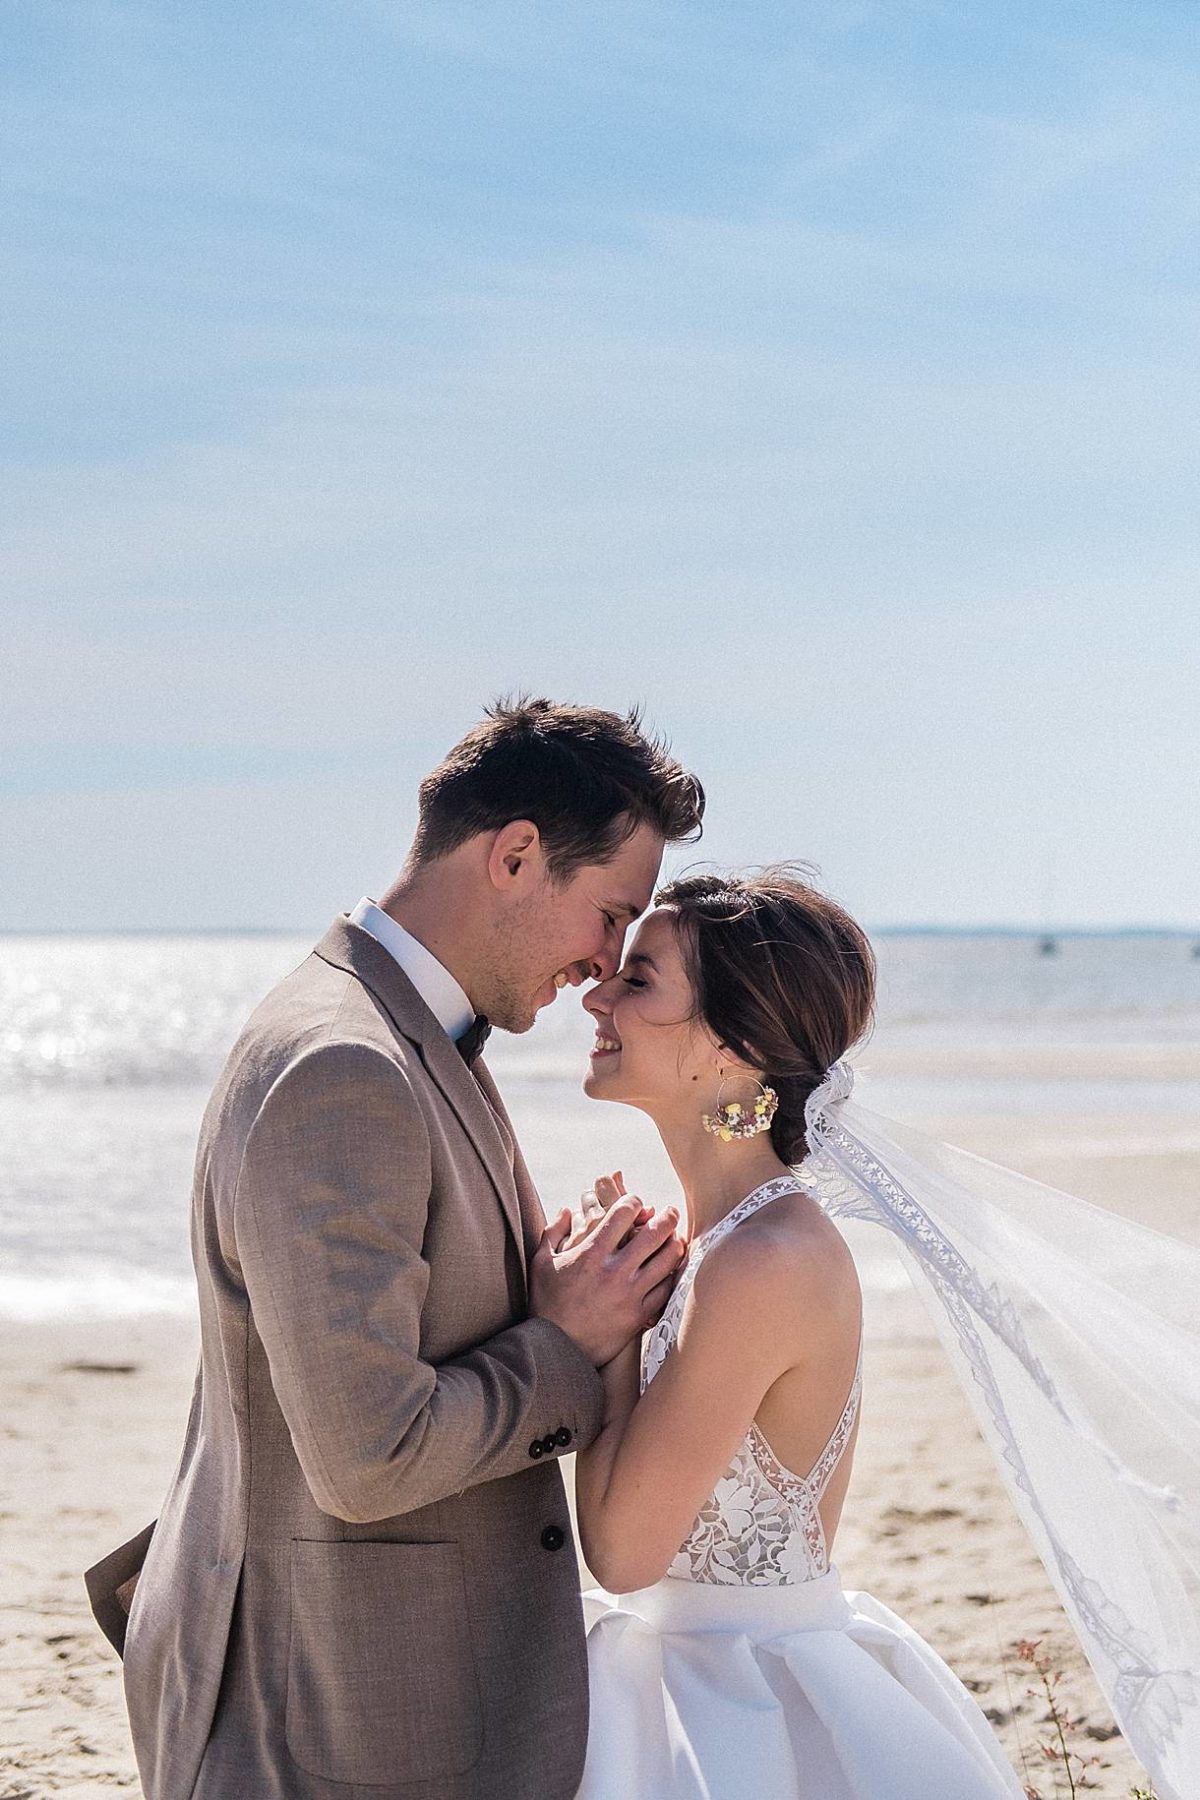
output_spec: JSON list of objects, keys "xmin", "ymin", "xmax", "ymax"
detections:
[{"xmin": 286, "ymin": 1539, "xmax": 482, "ymax": 1786}]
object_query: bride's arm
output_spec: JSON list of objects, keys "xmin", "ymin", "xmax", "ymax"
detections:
[
  {"xmin": 574, "ymin": 1221, "xmax": 856, "ymax": 1594},
  {"xmin": 601, "ymin": 1337, "xmax": 642, "ymax": 1417}
]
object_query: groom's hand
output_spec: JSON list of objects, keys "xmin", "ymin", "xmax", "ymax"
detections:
[{"xmin": 530, "ymin": 1190, "xmax": 686, "ymax": 1368}]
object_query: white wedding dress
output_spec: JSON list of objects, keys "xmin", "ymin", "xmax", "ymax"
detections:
[{"xmin": 579, "ymin": 1177, "xmax": 1025, "ymax": 1799}]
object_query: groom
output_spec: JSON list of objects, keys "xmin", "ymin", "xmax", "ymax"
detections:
[{"xmin": 86, "ymin": 697, "xmax": 704, "ymax": 1800}]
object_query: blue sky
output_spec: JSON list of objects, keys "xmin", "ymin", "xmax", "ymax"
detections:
[{"xmin": 3, "ymin": 1, "xmax": 1197, "ymax": 929}]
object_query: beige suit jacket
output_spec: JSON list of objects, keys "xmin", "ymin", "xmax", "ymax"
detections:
[{"xmin": 85, "ymin": 917, "xmax": 605, "ymax": 1799}]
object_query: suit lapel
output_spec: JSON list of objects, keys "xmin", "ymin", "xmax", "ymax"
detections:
[
  {"xmin": 473, "ymin": 1058, "xmax": 546, "ymax": 1267},
  {"xmin": 412, "ymin": 1031, "xmax": 529, "ymax": 1284},
  {"xmin": 313, "ymin": 918, "xmax": 527, "ymax": 1283}
]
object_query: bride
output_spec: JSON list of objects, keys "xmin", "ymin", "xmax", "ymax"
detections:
[{"xmin": 541, "ymin": 869, "xmax": 1199, "ymax": 1800}]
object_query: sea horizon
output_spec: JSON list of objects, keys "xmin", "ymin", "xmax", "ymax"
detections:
[
  {"xmin": 2, "ymin": 927, "xmax": 1198, "ymax": 1321},
  {"xmin": 4, "ymin": 922, "xmax": 1199, "ymax": 939}
]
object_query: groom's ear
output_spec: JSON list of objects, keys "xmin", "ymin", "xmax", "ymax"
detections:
[{"xmin": 487, "ymin": 820, "xmax": 543, "ymax": 888}]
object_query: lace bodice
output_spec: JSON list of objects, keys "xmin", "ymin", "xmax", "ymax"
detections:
[{"xmin": 642, "ymin": 1176, "xmax": 862, "ymax": 1587}]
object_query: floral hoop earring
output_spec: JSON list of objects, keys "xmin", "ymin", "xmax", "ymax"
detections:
[{"xmin": 702, "ymin": 1074, "xmax": 779, "ymax": 1143}]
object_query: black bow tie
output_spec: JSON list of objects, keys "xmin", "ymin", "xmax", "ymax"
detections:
[{"xmin": 456, "ymin": 1014, "xmax": 491, "ymax": 1065}]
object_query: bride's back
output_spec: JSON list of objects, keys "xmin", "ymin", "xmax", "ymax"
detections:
[
  {"xmin": 650, "ymin": 1177, "xmax": 864, "ymax": 1584},
  {"xmin": 749, "ymin": 1190, "xmax": 863, "ymax": 1559}
]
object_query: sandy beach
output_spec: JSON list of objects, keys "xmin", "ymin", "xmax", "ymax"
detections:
[
  {"xmin": 3, "ymin": 1062, "xmax": 1194, "ymax": 1796},
  {"xmin": 0, "ymin": 1317, "xmax": 1152, "ymax": 1799}
]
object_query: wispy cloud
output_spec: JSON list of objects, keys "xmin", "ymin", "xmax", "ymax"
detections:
[{"xmin": 2, "ymin": 0, "xmax": 1197, "ymax": 925}]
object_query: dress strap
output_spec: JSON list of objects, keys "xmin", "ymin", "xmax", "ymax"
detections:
[
  {"xmin": 692, "ymin": 1175, "xmax": 809, "ymax": 1257},
  {"xmin": 666, "ymin": 1176, "xmax": 808, "ymax": 1324},
  {"xmin": 807, "ymin": 1335, "xmax": 863, "ymax": 1501}
]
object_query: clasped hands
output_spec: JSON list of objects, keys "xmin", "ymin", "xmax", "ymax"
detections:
[{"xmin": 530, "ymin": 1172, "xmax": 688, "ymax": 1368}]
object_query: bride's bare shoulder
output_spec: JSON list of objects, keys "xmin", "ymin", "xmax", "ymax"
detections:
[{"xmin": 690, "ymin": 1188, "xmax": 860, "ymax": 1342}]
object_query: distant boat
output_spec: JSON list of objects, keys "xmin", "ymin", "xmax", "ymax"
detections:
[{"xmin": 1038, "ymin": 935, "xmax": 1059, "ymax": 957}]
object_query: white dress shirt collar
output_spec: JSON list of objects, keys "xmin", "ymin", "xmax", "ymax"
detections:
[{"xmin": 348, "ymin": 898, "xmax": 476, "ymax": 1043}]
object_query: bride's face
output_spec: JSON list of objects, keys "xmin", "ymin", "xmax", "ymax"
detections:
[{"xmin": 582, "ymin": 907, "xmax": 719, "ymax": 1114}]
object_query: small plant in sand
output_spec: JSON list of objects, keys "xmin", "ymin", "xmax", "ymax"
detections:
[
  {"xmin": 1007, "ymin": 1641, "xmax": 1165, "ymax": 1800},
  {"xmin": 1012, "ymin": 1637, "xmax": 1103, "ymax": 1797},
  {"xmin": 1008, "ymin": 1638, "xmax": 1157, "ymax": 1800}
]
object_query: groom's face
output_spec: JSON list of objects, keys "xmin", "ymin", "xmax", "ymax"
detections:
[{"xmin": 484, "ymin": 819, "xmax": 664, "ymax": 1034}]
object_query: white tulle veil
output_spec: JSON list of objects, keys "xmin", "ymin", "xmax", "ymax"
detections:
[{"xmin": 799, "ymin": 1063, "xmax": 1200, "ymax": 1800}]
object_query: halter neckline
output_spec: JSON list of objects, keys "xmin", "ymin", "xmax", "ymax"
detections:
[{"xmin": 690, "ymin": 1173, "xmax": 809, "ymax": 1250}]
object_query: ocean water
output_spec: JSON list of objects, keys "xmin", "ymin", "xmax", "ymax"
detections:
[{"xmin": 2, "ymin": 929, "xmax": 1198, "ymax": 1321}]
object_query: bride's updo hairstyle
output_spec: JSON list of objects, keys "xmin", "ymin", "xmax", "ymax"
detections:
[{"xmin": 656, "ymin": 868, "xmax": 876, "ymax": 1163}]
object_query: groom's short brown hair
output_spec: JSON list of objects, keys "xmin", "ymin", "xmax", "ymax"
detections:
[{"xmin": 413, "ymin": 696, "xmax": 704, "ymax": 878}]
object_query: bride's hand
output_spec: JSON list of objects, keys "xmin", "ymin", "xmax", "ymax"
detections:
[
  {"xmin": 582, "ymin": 1168, "xmax": 624, "ymax": 1215},
  {"xmin": 543, "ymin": 1173, "xmax": 650, "ymax": 1254},
  {"xmin": 584, "ymin": 1173, "xmax": 658, "ymax": 1248}
]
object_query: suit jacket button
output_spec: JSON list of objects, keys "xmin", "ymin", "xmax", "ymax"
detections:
[
  {"xmin": 529, "ymin": 1439, "xmax": 544, "ymax": 1458},
  {"xmin": 541, "ymin": 1525, "xmax": 565, "ymax": 1552},
  {"xmin": 541, "ymin": 1434, "xmax": 557, "ymax": 1455},
  {"xmin": 555, "ymin": 1426, "xmax": 572, "ymax": 1447}
]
